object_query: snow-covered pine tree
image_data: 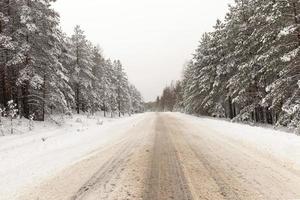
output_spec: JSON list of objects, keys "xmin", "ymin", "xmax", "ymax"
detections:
[
  {"xmin": 0, "ymin": 0, "xmax": 21, "ymax": 111},
  {"xmin": 182, "ymin": 60, "xmax": 198, "ymax": 114},
  {"xmin": 91, "ymin": 45, "xmax": 106, "ymax": 114},
  {"xmin": 0, "ymin": 1, "xmax": 143, "ymax": 122},
  {"xmin": 105, "ymin": 59, "xmax": 118, "ymax": 117},
  {"xmin": 99, "ymin": 59, "xmax": 113, "ymax": 117},
  {"xmin": 114, "ymin": 60, "xmax": 130, "ymax": 117},
  {"xmin": 173, "ymin": 81, "xmax": 184, "ymax": 112},
  {"xmin": 183, "ymin": 33, "xmax": 215, "ymax": 115},
  {"xmin": 165, "ymin": 0, "xmax": 300, "ymax": 130},
  {"xmin": 56, "ymin": 32, "xmax": 75, "ymax": 114},
  {"xmin": 225, "ymin": 0, "xmax": 262, "ymax": 122},
  {"xmin": 70, "ymin": 25, "xmax": 95, "ymax": 114},
  {"xmin": 12, "ymin": 0, "xmax": 73, "ymax": 120},
  {"xmin": 0, "ymin": 0, "xmax": 11, "ymax": 107},
  {"xmin": 200, "ymin": 20, "xmax": 227, "ymax": 118},
  {"xmin": 262, "ymin": 0, "xmax": 300, "ymax": 129},
  {"xmin": 128, "ymin": 84, "xmax": 144, "ymax": 113}
]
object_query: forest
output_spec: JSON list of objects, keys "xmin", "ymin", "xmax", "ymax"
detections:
[
  {"xmin": 0, "ymin": 0, "xmax": 144, "ymax": 121},
  {"xmin": 156, "ymin": 0, "xmax": 300, "ymax": 131}
]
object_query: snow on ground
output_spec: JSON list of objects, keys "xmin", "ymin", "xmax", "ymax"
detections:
[
  {"xmin": 174, "ymin": 112, "xmax": 300, "ymax": 170},
  {"xmin": 0, "ymin": 113, "xmax": 146, "ymax": 200},
  {"xmin": 2, "ymin": 112, "xmax": 300, "ymax": 199}
]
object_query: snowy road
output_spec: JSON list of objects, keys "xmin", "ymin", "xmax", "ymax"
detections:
[{"xmin": 20, "ymin": 113, "xmax": 300, "ymax": 200}]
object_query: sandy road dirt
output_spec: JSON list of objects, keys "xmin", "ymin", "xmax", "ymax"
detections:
[{"xmin": 21, "ymin": 113, "xmax": 300, "ymax": 200}]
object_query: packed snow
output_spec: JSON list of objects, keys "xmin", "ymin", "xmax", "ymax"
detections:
[
  {"xmin": 1, "ymin": 112, "xmax": 300, "ymax": 199},
  {"xmin": 174, "ymin": 113, "xmax": 300, "ymax": 170},
  {"xmin": 0, "ymin": 113, "xmax": 145, "ymax": 199}
]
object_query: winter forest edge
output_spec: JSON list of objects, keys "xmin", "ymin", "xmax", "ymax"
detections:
[
  {"xmin": 153, "ymin": 0, "xmax": 300, "ymax": 133},
  {"xmin": 0, "ymin": 0, "xmax": 144, "ymax": 123}
]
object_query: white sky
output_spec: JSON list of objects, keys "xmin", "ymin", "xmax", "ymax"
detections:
[{"xmin": 53, "ymin": 0, "xmax": 234, "ymax": 101}]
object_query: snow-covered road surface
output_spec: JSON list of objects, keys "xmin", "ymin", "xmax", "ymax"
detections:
[
  {"xmin": 4, "ymin": 113, "xmax": 300, "ymax": 199},
  {"xmin": 0, "ymin": 114, "xmax": 146, "ymax": 199}
]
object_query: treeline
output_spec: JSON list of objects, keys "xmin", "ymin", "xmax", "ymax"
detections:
[
  {"xmin": 0, "ymin": 0, "xmax": 143, "ymax": 121},
  {"xmin": 154, "ymin": 81, "xmax": 183, "ymax": 112},
  {"xmin": 157, "ymin": 0, "xmax": 300, "ymax": 130}
]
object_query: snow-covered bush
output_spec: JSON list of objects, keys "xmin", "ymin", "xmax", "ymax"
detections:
[
  {"xmin": 65, "ymin": 111, "xmax": 73, "ymax": 119},
  {"xmin": 75, "ymin": 118, "xmax": 83, "ymax": 123},
  {"xmin": 58, "ymin": 114, "xmax": 66, "ymax": 125},
  {"xmin": 97, "ymin": 118, "xmax": 104, "ymax": 125},
  {"xmin": 86, "ymin": 111, "xmax": 94, "ymax": 119}
]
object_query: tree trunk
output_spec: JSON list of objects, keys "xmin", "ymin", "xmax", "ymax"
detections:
[
  {"xmin": 76, "ymin": 83, "xmax": 80, "ymax": 114},
  {"xmin": 117, "ymin": 88, "xmax": 121, "ymax": 117},
  {"xmin": 17, "ymin": 84, "xmax": 23, "ymax": 117},
  {"xmin": 263, "ymin": 107, "xmax": 268, "ymax": 124},
  {"xmin": 228, "ymin": 96, "xmax": 234, "ymax": 119},
  {"xmin": 233, "ymin": 102, "xmax": 237, "ymax": 118},
  {"xmin": 42, "ymin": 73, "xmax": 46, "ymax": 121},
  {"xmin": 103, "ymin": 102, "xmax": 106, "ymax": 117},
  {"xmin": 22, "ymin": 81, "xmax": 30, "ymax": 118},
  {"xmin": 118, "ymin": 101, "xmax": 121, "ymax": 117}
]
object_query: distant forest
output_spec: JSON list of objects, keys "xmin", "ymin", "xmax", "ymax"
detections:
[
  {"xmin": 155, "ymin": 0, "xmax": 300, "ymax": 130},
  {"xmin": 0, "ymin": 0, "xmax": 144, "ymax": 121}
]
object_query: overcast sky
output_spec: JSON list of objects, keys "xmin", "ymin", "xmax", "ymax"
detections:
[{"xmin": 53, "ymin": 0, "xmax": 234, "ymax": 101}]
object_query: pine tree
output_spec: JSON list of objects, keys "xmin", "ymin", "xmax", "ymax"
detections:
[
  {"xmin": 70, "ymin": 25, "xmax": 95, "ymax": 114},
  {"xmin": 91, "ymin": 45, "xmax": 105, "ymax": 114},
  {"xmin": 0, "ymin": 1, "xmax": 143, "ymax": 123},
  {"xmin": 129, "ymin": 84, "xmax": 143, "ymax": 113},
  {"xmin": 163, "ymin": 0, "xmax": 300, "ymax": 130},
  {"xmin": 114, "ymin": 60, "xmax": 130, "ymax": 117}
]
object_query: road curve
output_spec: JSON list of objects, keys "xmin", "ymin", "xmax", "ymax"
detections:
[{"xmin": 21, "ymin": 113, "xmax": 300, "ymax": 200}]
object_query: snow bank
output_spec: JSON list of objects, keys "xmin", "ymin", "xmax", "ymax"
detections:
[
  {"xmin": 174, "ymin": 113, "xmax": 300, "ymax": 170},
  {"xmin": 0, "ymin": 113, "xmax": 145, "ymax": 200}
]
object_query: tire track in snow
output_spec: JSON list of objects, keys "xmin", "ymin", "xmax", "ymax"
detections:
[{"xmin": 143, "ymin": 114, "xmax": 193, "ymax": 200}]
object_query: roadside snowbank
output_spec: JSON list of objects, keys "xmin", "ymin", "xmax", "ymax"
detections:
[
  {"xmin": 0, "ymin": 113, "xmax": 145, "ymax": 200},
  {"xmin": 174, "ymin": 113, "xmax": 300, "ymax": 170}
]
